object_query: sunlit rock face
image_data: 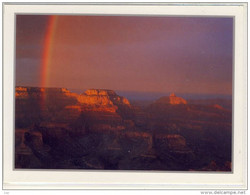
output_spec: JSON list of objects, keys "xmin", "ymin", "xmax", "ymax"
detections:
[
  {"xmin": 155, "ymin": 93, "xmax": 187, "ymax": 105},
  {"xmin": 213, "ymin": 104, "xmax": 224, "ymax": 110},
  {"xmin": 77, "ymin": 89, "xmax": 131, "ymax": 113},
  {"xmin": 76, "ymin": 89, "xmax": 133, "ymax": 132},
  {"xmin": 15, "ymin": 87, "xmax": 79, "ymax": 101},
  {"xmin": 78, "ymin": 90, "xmax": 117, "ymax": 112},
  {"xmin": 15, "ymin": 87, "xmax": 80, "ymax": 127},
  {"xmin": 15, "ymin": 87, "xmax": 131, "ymax": 113},
  {"xmin": 62, "ymin": 88, "xmax": 79, "ymax": 98},
  {"xmin": 15, "ymin": 87, "xmax": 232, "ymax": 171},
  {"xmin": 79, "ymin": 89, "xmax": 130, "ymax": 106},
  {"xmin": 84, "ymin": 89, "xmax": 116, "ymax": 96},
  {"xmin": 15, "ymin": 87, "xmax": 133, "ymax": 130},
  {"xmin": 15, "ymin": 86, "xmax": 29, "ymax": 98}
]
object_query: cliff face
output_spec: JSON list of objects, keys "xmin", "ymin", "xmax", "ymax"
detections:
[
  {"xmin": 76, "ymin": 89, "xmax": 133, "ymax": 131},
  {"xmin": 15, "ymin": 86, "xmax": 28, "ymax": 98},
  {"xmin": 78, "ymin": 90, "xmax": 117, "ymax": 112},
  {"xmin": 15, "ymin": 87, "xmax": 131, "ymax": 109},
  {"xmin": 15, "ymin": 87, "xmax": 79, "ymax": 106},
  {"xmin": 15, "ymin": 86, "xmax": 232, "ymax": 171},
  {"xmin": 15, "ymin": 87, "xmax": 133, "ymax": 131},
  {"xmin": 77, "ymin": 89, "xmax": 130, "ymax": 112},
  {"xmin": 155, "ymin": 93, "xmax": 187, "ymax": 105},
  {"xmin": 15, "ymin": 87, "xmax": 80, "ymax": 127}
]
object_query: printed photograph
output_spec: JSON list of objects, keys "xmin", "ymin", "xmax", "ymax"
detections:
[{"xmin": 15, "ymin": 15, "xmax": 233, "ymax": 171}]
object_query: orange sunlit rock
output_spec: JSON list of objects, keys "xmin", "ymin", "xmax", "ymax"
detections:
[
  {"xmin": 16, "ymin": 86, "xmax": 28, "ymax": 92},
  {"xmin": 213, "ymin": 104, "xmax": 224, "ymax": 110},
  {"xmin": 155, "ymin": 93, "xmax": 187, "ymax": 105},
  {"xmin": 77, "ymin": 89, "xmax": 131, "ymax": 112},
  {"xmin": 65, "ymin": 105, "xmax": 81, "ymax": 112},
  {"xmin": 84, "ymin": 89, "xmax": 116, "ymax": 96},
  {"xmin": 15, "ymin": 86, "xmax": 28, "ymax": 98},
  {"xmin": 15, "ymin": 86, "xmax": 232, "ymax": 170}
]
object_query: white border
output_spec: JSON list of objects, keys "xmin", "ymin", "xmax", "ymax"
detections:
[{"xmin": 3, "ymin": 3, "xmax": 248, "ymax": 189}]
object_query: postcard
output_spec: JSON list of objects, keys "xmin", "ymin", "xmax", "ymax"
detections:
[{"xmin": 3, "ymin": 3, "xmax": 247, "ymax": 190}]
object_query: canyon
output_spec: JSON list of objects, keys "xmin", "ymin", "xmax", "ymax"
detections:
[{"xmin": 15, "ymin": 87, "xmax": 232, "ymax": 171}]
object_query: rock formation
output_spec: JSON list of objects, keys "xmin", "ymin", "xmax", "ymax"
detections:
[
  {"xmin": 15, "ymin": 87, "xmax": 80, "ymax": 127},
  {"xmin": 15, "ymin": 86, "xmax": 232, "ymax": 171},
  {"xmin": 77, "ymin": 89, "xmax": 130, "ymax": 112},
  {"xmin": 213, "ymin": 104, "xmax": 224, "ymax": 110},
  {"xmin": 15, "ymin": 87, "xmax": 133, "ymax": 132},
  {"xmin": 155, "ymin": 93, "xmax": 187, "ymax": 105},
  {"xmin": 15, "ymin": 87, "xmax": 131, "ymax": 110},
  {"xmin": 76, "ymin": 89, "xmax": 133, "ymax": 131}
]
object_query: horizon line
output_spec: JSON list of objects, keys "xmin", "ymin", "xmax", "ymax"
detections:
[{"xmin": 15, "ymin": 85, "xmax": 233, "ymax": 97}]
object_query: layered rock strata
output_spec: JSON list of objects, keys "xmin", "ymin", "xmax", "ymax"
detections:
[{"xmin": 155, "ymin": 93, "xmax": 187, "ymax": 105}]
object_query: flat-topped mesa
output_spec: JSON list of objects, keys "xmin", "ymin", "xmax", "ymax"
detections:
[
  {"xmin": 155, "ymin": 93, "xmax": 187, "ymax": 105},
  {"xmin": 15, "ymin": 87, "xmax": 81, "ymax": 126},
  {"xmin": 83, "ymin": 89, "xmax": 130, "ymax": 106},
  {"xmin": 78, "ymin": 89, "xmax": 115, "ymax": 107},
  {"xmin": 16, "ymin": 86, "xmax": 72, "ymax": 94},
  {"xmin": 16, "ymin": 86, "xmax": 28, "ymax": 92},
  {"xmin": 15, "ymin": 87, "xmax": 131, "ymax": 113},
  {"xmin": 15, "ymin": 86, "xmax": 47, "ymax": 99},
  {"xmin": 84, "ymin": 89, "xmax": 117, "ymax": 96},
  {"xmin": 77, "ymin": 89, "xmax": 131, "ymax": 112},
  {"xmin": 15, "ymin": 86, "xmax": 79, "ymax": 99},
  {"xmin": 15, "ymin": 86, "xmax": 29, "ymax": 98}
]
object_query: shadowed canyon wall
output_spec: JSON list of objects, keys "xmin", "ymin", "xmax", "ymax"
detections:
[{"xmin": 15, "ymin": 87, "xmax": 232, "ymax": 171}]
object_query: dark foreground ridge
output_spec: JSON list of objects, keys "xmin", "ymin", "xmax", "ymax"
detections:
[{"xmin": 15, "ymin": 86, "xmax": 232, "ymax": 171}]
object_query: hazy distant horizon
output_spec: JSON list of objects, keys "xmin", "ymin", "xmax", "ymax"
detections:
[
  {"xmin": 15, "ymin": 84, "xmax": 232, "ymax": 101},
  {"xmin": 72, "ymin": 88, "xmax": 232, "ymax": 101}
]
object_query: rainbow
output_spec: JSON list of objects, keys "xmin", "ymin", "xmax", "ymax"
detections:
[
  {"xmin": 40, "ymin": 15, "xmax": 58, "ymax": 106},
  {"xmin": 41, "ymin": 15, "xmax": 58, "ymax": 88}
]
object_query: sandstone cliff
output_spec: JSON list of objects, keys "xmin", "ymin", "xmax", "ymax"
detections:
[
  {"xmin": 77, "ymin": 89, "xmax": 130, "ymax": 112},
  {"xmin": 15, "ymin": 87, "xmax": 131, "ymax": 109},
  {"xmin": 15, "ymin": 87, "xmax": 80, "ymax": 127},
  {"xmin": 15, "ymin": 86, "xmax": 232, "ymax": 171},
  {"xmin": 155, "ymin": 93, "xmax": 187, "ymax": 105},
  {"xmin": 15, "ymin": 87, "xmax": 133, "ymax": 131}
]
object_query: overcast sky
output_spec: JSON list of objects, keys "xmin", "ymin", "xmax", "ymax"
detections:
[{"xmin": 16, "ymin": 15, "xmax": 233, "ymax": 95}]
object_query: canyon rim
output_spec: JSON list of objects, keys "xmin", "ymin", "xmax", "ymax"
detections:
[{"xmin": 15, "ymin": 15, "xmax": 233, "ymax": 171}]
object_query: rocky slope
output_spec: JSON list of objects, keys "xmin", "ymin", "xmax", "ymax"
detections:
[
  {"xmin": 15, "ymin": 87, "xmax": 133, "ymax": 131},
  {"xmin": 15, "ymin": 87, "xmax": 232, "ymax": 171},
  {"xmin": 155, "ymin": 93, "xmax": 187, "ymax": 105},
  {"xmin": 145, "ymin": 94, "xmax": 232, "ymax": 170}
]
